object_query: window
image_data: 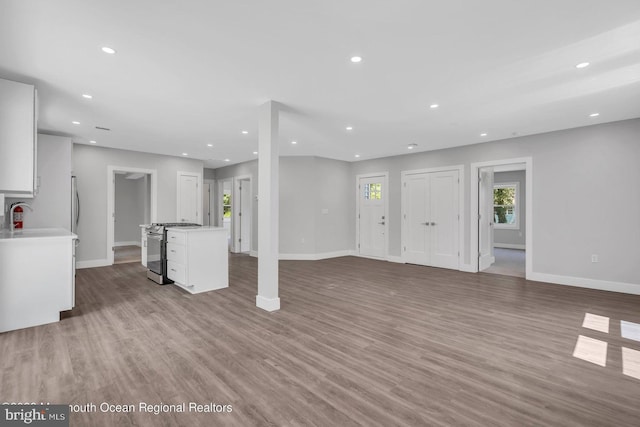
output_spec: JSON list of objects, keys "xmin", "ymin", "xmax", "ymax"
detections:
[
  {"xmin": 223, "ymin": 193, "xmax": 231, "ymax": 218},
  {"xmin": 364, "ymin": 183, "xmax": 382, "ymax": 200},
  {"xmin": 493, "ymin": 182, "xmax": 519, "ymax": 229}
]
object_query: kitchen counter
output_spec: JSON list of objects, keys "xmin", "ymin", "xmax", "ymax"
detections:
[
  {"xmin": 0, "ymin": 227, "xmax": 77, "ymax": 241},
  {"xmin": 0, "ymin": 227, "xmax": 77, "ymax": 333}
]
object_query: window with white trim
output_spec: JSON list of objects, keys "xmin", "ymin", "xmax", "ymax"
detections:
[{"xmin": 493, "ymin": 182, "xmax": 519, "ymax": 229}]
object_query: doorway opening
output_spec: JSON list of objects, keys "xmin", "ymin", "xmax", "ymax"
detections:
[
  {"xmin": 107, "ymin": 166, "xmax": 157, "ymax": 266},
  {"xmin": 471, "ymin": 158, "xmax": 531, "ymax": 278}
]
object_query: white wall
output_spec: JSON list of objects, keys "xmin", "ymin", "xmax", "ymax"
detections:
[
  {"xmin": 73, "ymin": 144, "xmax": 203, "ymax": 263},
  {"xmin": 350, "ymin": 118, "xmax": 640, "ymax": 287},
  {"xmin": 209, "ymin": 156, "xmax": 352, "ymax": 257},
  {"xmin": 5, "ymin": 134, "xmax": 72, "ymax": 230},
  {"xmin": 494, "ymin": 170, "xmax": 526, "ymax": 247},
  {"xmin": 114, "ymin": 174, "xmax": 147, "ymax": 245}
]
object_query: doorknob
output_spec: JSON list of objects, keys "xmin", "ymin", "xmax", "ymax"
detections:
[
  {"xmin": 378, "ymin": 221, "xmax": 385, "ymax": 225},
  {"xmin": 421, "ymin": 222, "xmax": 430, "ymax": 226},
  {"xmin": 430, "ymin": 222, "xmax": 436, "ymax": 226}
]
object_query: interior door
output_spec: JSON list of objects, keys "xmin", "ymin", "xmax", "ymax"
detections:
[
  {"xmin": 429, "ymin": 170, "xmax": 459, "ymax": 269},
  {"xmin": 478, "ymin": 167, "xmax": 495, "ymax": 270},
  {"xmin": 178, "ymin": 174, "xmax": 199, "ymax": 223},
  {"xmin": 403, "ymin": 170, "xmax": 459, "ymax": 269},
  {"xmin": 239, "ymin": 179, "xmax": 251, "ymax": 252},
  {"xmin": 404, "ymin": 174, "xmax": 429, "ymax": 264},
  {"xmin": 202, "ymin": 183, "xmax": 211, "ymax": 226},
  {"xmin": 358, "ymin": 176, "xmax": 386, "ymax": 258}
]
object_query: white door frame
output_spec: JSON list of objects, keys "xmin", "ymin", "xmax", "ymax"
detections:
[
  {"xmin": 470, "ymin": 157, "xmax": 533, "ymax": 278},
  {"xmin": 203, "ymin": 178, "xmax": 215, "ymax": 226},
  {"xmin": 177, "ymin": 171, "xmax": 203, "ymax": 224},
  {"xmin": 107, "ymin": 165, "xmax": 157, "ymax": 265},
  {"xmin": 355, "ymin": 172, "xmax": 389, "ymax": 259},
  {"xmin": 401, "ymin": 165, "xmax": 464, "ymax": 269},
  {"xmin": 232, "ymin": 174, "xmax": 252, "ymax": 253}
]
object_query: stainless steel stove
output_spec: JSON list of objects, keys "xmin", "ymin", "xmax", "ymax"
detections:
[{"xmin": 145, "ymin": 222, "xmax": 200, "ymax": 284}]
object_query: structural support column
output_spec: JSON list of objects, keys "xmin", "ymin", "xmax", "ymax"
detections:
[{"xmin": 256, "ymin": 100, "xmax": 280, "ymax": 311}]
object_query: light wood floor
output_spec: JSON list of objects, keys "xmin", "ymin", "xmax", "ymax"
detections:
[
  {"xmin": 2, "ymin": 255, "xmax": 640, "ymax": 426},
  {"xmin": 114, "ymin": 245, "xmax": 142, "ymax": 264}
]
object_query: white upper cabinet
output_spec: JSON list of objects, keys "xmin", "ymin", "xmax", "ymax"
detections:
[{"xmin": 0, "ymin": 78, "xmax": 37, "ymax": 197}]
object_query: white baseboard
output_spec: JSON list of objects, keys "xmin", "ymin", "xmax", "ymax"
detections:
[
  {"xmin": 494, "ymin": 243, "xmax": 526, "ymax": 250},
  {"xmin": 279, "ymin": 250, "xmax": 355, "ymax": 261},
  {"xmin": 459, "ymin": 263, "xmax": 475, "ymax": 272},
  {"xmin": 256, "ymin": 295, "xmax": 280, "ymax": 312},
  {"xmin": 114, "ymin": 241, "xmax": 141, "ymax": 247},
  {"xmin": 528, "ymin": 272, "xmax": 640, "ymax": 296},
  {"xmin": 386, "ymin": 255, "xmax": 404, "ymax": 264},
  {"xmin": 76, "ymin": 258, "xmax": 110, "ymax": 269}
]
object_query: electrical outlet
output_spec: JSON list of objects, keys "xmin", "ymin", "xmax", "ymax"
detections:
[{"xmin": 591, "ymin": 254, "xmax": 599, "ymax": 263}]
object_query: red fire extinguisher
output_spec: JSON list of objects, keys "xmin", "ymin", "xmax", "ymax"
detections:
[{"xmin": 13, "ymin": 204, "xmax": 24, "ymax": 229}]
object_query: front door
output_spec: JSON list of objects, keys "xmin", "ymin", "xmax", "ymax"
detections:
[{"xmin": 358, "ymin": 175, "xmax": 386, "ymax": 258}]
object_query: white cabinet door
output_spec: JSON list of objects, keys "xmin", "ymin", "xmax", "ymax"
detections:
[
  {"xmin": 177, "ymin": 172, "xmax": 200, "ymax": 223},
  {"xmin": 0, "ymin": 78, "xmax": 36, "ymax": 196}
]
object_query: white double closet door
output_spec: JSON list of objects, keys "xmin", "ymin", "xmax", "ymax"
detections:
[{"xmin": 403, "ymin": 170, "xmax": 459, "ymax": 269}]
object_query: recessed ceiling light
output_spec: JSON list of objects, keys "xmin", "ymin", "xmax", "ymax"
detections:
[
  {"xmin": 72, "ymin": 121, "xmax": 80, "ymax": 125},
  {"xmin": 241, "ymin": 130, "xmax": 248, "ymax": 134},
  {"xmin": 576, "ymin": 62, "xmax": 590, "ymax": 69},
  {"xmin": 480, "ymin": 133, "xmax": 488, "ymax": 137},
  {"xmin": 207, "ymin": 144, "xmax": 213, "ymax": 147},
  {"xmin": 101, "ymin": 46, "xmax": 116, "ymax": 54},
  {"xmin": 346, "ymin": 126, "xmax": 353, "ymax": 131},
  {"xmin": 253, "ymin": 151, "xmax": 258, "ymax": 155},
  {"xmin": 430, "ymin": 104, "xmax": 439, "ymax": 109},
  {"xmin": 224, "ymin": 158, "xmax": 230, "ymax": 162},
  {"xmin": 182, "ymin": 153, "xmax": 188, "ymax": 156},
  {"xmin": 89, "ymin": 140, "xmax": 97, "ymax": 144},
  {"xmin": 355, "ymin": 154, "xmax": 360, "ymax": 158},
  {"xmin": 350, "ymin": 56, "xmax": 362, "ymax": 63},
  {"xmin": 82, "ymin": 94, "xmax": 93, "ymax": 99},
  {"xmin": 590, "ymin": 113, "xmax": 600, "ymax": 117},
  {"xmin": 291, "ymin": 140, "xmax": 297, "ymax": 145},
  {"xmin": 408, "ymin": 143, "xmax": 418, "ymax": 150}
]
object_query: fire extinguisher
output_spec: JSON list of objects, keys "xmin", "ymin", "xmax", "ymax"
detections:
[{"xmin": 12, "ymin": 203, "xmax": 24, "ymax": 229}]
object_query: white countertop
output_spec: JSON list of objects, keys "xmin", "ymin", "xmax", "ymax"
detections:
[
  {"xmin": 0, "ymin": 227, "xmax": 78, "ymax": 241},
  {"xmin": 166, "ymin": 225, "xmax": 226, "ymax": 233}
]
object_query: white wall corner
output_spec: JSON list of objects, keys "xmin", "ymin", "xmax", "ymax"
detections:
[
  {"xmin": 256, "ymin": 295, "xmax": 280, "ymax": 312},
  {"xmin": 528, "ymin": 272, "xmax": 640, "ymax": 296},
  {"xmin": 76, "ymin": 259, "xmax": 111, "ymax": 269},
  {"xmin": 386, "ymin": 255, "xmax": 404, "ymax": 264}
]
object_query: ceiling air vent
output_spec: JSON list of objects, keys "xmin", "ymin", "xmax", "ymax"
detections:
[{"xmin": 95, "ymin": 126, "xmax": 111, "ymax": 131}]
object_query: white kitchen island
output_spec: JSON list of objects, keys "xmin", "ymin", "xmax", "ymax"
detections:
[
  {"xmin": 166, "ymin": 226, "xmax": 228, "ymax": 294},
  {"xmin": 0, "ymin": 228, "xmax": 77, "ymax": 333}
]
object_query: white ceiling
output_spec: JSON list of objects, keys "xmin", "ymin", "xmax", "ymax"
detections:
[{"xmin": 2, "ymin": 1, "xmax": 640, "ymax": 168}]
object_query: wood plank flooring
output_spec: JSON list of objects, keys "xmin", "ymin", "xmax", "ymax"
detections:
[{"xmin": 2, "ymin": 255, "xmax": 640, "ymax": 426}]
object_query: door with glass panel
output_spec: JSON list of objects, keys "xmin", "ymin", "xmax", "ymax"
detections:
[{"xmin": 358, "ymin": 175, "xmax": 387, "ymax": 258}]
